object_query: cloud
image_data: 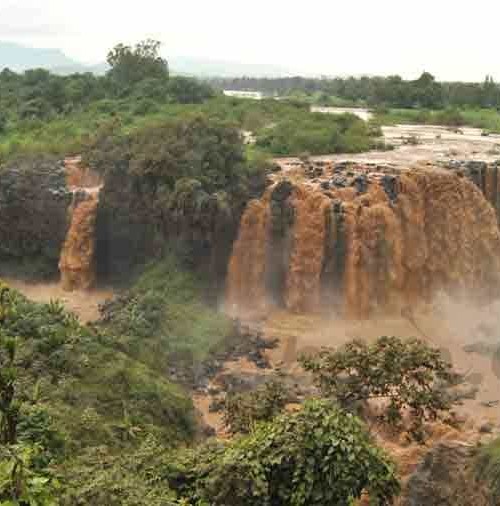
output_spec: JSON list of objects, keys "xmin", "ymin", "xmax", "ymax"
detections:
[
  {"xmin": 1, "ymin": 0, "xmax": 500, "ymax": 80},
  {"xmin": 0, "ymin": 2, "xmax": 69, "ymax": 42}
]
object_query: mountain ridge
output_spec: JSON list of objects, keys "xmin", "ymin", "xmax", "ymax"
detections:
[{"xmin": 0, "ymin": 41, "xmax": 296, "ymax": 77}]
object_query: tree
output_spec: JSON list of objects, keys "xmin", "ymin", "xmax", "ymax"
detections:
[
  {"xmin": 301, "ymin": 336, "xmax": 456, "ymax": 440},
  {"xmin": 171, "ymin": 400, "xmax": 400, "ymax": 505},
  {"xmin": 0, "ymin": 283, "xmax": 59, "ymax": 505},
  {"xmin": 106, "ymin": 39, "xmax": 169, "ymax": 88},
  {"xmin": 166, "ymin": 76, "xmax": 215, "ymax": 104},
  {"xmin": 0, "ymin": 113, "xmax": 7, "ymax": 135},
  {"xmin": 223, "ymin": 378, "xmax": 288, "ymax": 434},
  {"xmin": 0, "ymin": 332, "xmax": 19, "ymax": 445}
]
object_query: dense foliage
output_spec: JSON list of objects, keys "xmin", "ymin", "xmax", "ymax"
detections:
[
  {"xmin": 301, "ymin": 336, "xmax": 456, "ymax": 440},
  {"xmin": 256, "ymin": 111, "xmax": 383, "ymax": 155},
  {"xmin": 171, "ymin": 400, "xmax": 400, "ymax": 505},
  {"xmin": 99, "ymin": 256, "xmax": 233, "ymax": 379},
  {"xmin": 223, "ymin": 378, "xmax": 288, "ymax": 433},
  {"xmin": 0, "ymin": 278, "xmax": 197, "ymax": 502},
  {"xmin": 0, "ymin": 38, "xmax": 385, "ymax": 163},
  {"xmin": 106, "ymin": 39, "xmax": 169, "ymax": 88},
  {"xmin": 0, "ymin": 276, "xmax": 405, "ymax": 504},
  {"xmin": 0, "ymin": 40, "xmax": 214, "ymax": 163},
  {"xmin": 210, "ymin": 73, "xmax": 500, "ymax": 109},
  {"xmin": 84, "ymin": 115, "xmax": 249, "ymax": 193}
]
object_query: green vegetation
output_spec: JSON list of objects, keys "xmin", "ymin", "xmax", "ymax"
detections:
[
  {"xmin": 0, "ymin": 271, "xmax": 405, "ymax": 505},
  {"xmin": 256, "ymin": 111, "xmax": 383, "ymax": 155},
  {"xmin": 0, "ymin": 277, "xmax": 195, "ymax": 503},
  {"xmin": 106, "ymin": 39, "xmax": 169, "ymax": 88},
  {"xmin": 212, "ymin": 73, "xmax": 500, "ymax": 134},
  {"xmin": 475, "ymin": 438, "xmax": 500, "ymax": 504},
  {"xmin": 301, "ymin": 336, "xmax": 456, "ymax": 440},
  {"xmin": 84, "ymin": 114, "xmax": 249, "ymax": 192},
  {"xmin": 223, "ymin": 378, "xmax": 288, "ymax": 434},
  {"xmin": 0, "ymin": 39, "xmax": 213, "ymax": 164},
  {"xmin": 210, "ymin": 73, "xmax": 500, "ymax": 110},
  {"xmin": 100, "ymin": 255, "xmax": 233, "ymax": 376},
  {"xmin": 171, "ymin": 400, "xmax": 399, "ymax": 506},
  {"xmin": 0, "ymin": 39, "xmax": 385, "ymax": 163},
  {"xmin": 374, "ymin": 106, "xmax": 500, "ymax": 134}
]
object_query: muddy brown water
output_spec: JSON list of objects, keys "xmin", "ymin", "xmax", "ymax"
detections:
[{"xmin": 4, "ymin": 278, "xmax": 113, "ymax": 324}]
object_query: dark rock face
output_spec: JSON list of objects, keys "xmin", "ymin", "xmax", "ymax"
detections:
[
  {"xmin": 404, "ymin": 442, "xmax": 490, "ymax": 506},
  {"xmin": 442, "ymin": 159, "xmax": 500, "ymax": 224},
  {"xmin": 381, "ymin": 174, "xmax": 398, "ymax": 202},
  {"xmin": 266, "ymin": 181, "xmax": 295, "ymax": 304},
  {"xmin": 95, "ymin": 167, "xmax": 267, "ymax": 293},
  {"xmin": 0, "ymin": 158, "xmax": 71, "ymax": 278}
]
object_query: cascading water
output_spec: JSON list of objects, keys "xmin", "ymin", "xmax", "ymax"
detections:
[
  {"xmin": 226, "ymin": 190, "xmax": 272, "ymax": 317},
  {"xmin": 284, "ymin": 186, "xmax": 331, "ymax": 313},
  {"xmin": 226, "ymin": 166, "xmax": 500, "ymax": 318},
  {"xmin": 58, "ymin": 158, "xmax": 102, "ymax": 291}
]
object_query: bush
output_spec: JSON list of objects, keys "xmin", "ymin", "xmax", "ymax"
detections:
[
  {"xmin": 255, "ymin": 112, "xmax": 378, "ymax": 156},
  {"xmin": 475, "ymin": 438, "xmax": 500, "ymax": 503},
  {"xmin": 171, "ymin": 400, "xmax": 400, "ymax": 505},
  {"xmin": 301, "ymin": 336, "xmax": 456, "ymax": 440},
  {"xmin": 100, "ymin": 256, "xmax": 233, "ymax": 373},
  {"xmin": 434, "ymin": 108, "xmax": 466, "ymax": 126},
  {"xmin": 223, "ymin": 378, "xmax": 288, "ymax": 433}
]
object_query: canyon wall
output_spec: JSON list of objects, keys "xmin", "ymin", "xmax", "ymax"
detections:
[
  {"xmin": 95, "ymin": 168, "xmax": 266, "ymax": 292},
  {"xmin": 0, "ymin": 158, "xmax": 71, "ymax": 278},
  {"xmin": 227, "ymin": 167, "xmax": 500, "ymax": 318}
]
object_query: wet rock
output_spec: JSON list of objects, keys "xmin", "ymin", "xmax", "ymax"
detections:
[
  {"xmin": 463, "ymin": 342, "xmax": 498, "ymax": 356},
  {"xmin": 404, "ymin": 442, "xmax": 477, "ymax": 506},
  {"xmin": 446, "ymin": 384, "xmax": 479, "ymax": 403},
  {"xmin": 479, "ymin": 422, "xmax": 495, "ymax": 434},
  {"xmin": 209, "ymin": 397, "xmax": 225, "ymax": 413},
  {"xmin": 381, "ymin": 174, "xmax": 398, "ymax": 202},
  {"xmin": 353, "ymin": 174, "xmax": 369, "ymax": 194},
  {"xmin": 216, "ymin": 372, "xmax": 268, "ymax": 394},
  {"xmin": 271, "ymin": 180, "xmax": 295, "ymax": 202},
  {"xmin": 0, "ymin": 157, "xmax": 72, "ymax": 279},
  {"xmin": 331, "ymin": 175, "xmax": 348, "ymax": 188}
]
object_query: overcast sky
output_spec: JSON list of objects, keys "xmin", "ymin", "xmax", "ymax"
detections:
[{"xmin": 1, "ymin": 0, "xmax": 499, "ymax": 81}]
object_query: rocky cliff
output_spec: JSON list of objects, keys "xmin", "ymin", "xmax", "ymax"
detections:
[
  {"xmin": 95, "ymin": 166, "xmax": 266, "ymax": 293},
  {"xmin": 0, "ymin": 158, "xmax": 71, "ymax": 278}
]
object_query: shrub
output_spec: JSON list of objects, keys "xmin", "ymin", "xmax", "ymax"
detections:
[
  {"xmin": 223, "ymin": 378, "xmax": 288, "ymax": 433},
  {"xmin": 171, "ymin": 400, "xmax": 400, "ymax": 505},
  {"xmin": 301, "ymin": 336, "xmax": 456, "ymax": 440}
]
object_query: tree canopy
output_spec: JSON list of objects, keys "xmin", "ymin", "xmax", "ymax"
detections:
[{"xmin": 107, "ymin": 39, "xmax": 169, "ymax": 87}]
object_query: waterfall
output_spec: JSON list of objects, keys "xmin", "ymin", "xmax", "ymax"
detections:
[
  {"xmin": 226, "ymin": 168, "xmax": 500, "ymax": 318},
  {"xmin": 58, "ymin": 158, "xmax": 102, "ymax": 291}
]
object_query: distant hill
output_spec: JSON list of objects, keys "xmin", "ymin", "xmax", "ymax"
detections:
[
  {"xmin": 0, "ymin": 41, "xmax": 80, "ymax": 72},
  {"xmin": 0, "ymin": 41, "xmax": 296, "ymax": 78},
  {"xmin": 169, "ymin": 56, "xmax": 294, "ymax": 78}
]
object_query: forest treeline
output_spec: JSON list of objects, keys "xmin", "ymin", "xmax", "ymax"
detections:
[
  {"xmin": 0, "ymin": 39, "xmax": 214, "ymax": 132},
  {"xmin": 209, "ymin": 72, "xmax": 500, "ymax": 109},
  {"xmin": 0, "ymin": 39, "xmax": 385, "ymax": 162}
]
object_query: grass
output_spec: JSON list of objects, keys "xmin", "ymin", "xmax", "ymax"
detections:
[
  {"xmin": 374, "ymin": 107, "xmax": 500, "ymax": 133},
  {"xmin": 100, "ymin": 254, "xmax": 233, "ymax": 375}
]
